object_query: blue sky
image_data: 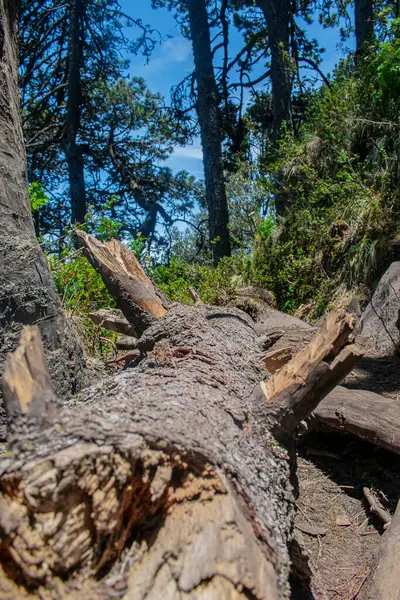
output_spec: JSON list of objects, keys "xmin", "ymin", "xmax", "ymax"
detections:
[{"xmin": 120, "ymin": 1, "xmax": 356, "ymax": 179}]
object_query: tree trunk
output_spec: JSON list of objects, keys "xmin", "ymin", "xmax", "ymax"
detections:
[
  {"xmin": 0, "ymin": 0, "xmax": 87, "ymax": 440},
  {"xmin": 354, "ymin": 0, "xmax": 374, "ymax": 55},
  {"xmin": 256, "ymin": 0, "xmax": 292, "ymax": 145},
  {"xmin": 186, "ymin": 0, "xmax": 231, "ymax": 266},
  {"xmin": 63, "ymin": 0, "xmax": 86, "ymax": 225},
  {"xmin": 0, "ymin": 233, "xmax": 360, "ymax": 599}
]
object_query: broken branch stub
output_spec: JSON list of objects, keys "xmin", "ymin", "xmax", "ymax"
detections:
[
  {"xmin": 1, "ymin": 326, "xmax": 58, "ymax": 434},
  {"xmin": 75, "ymin": 231, "xmax": 167, "ymax": 336},
  {"xmin": 260, "ymin": 309, "xmax": 362, "ymax": 442}
]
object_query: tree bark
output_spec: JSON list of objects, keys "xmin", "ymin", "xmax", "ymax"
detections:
[
  {"xmin": 0, "ymin": 234, "xmax": 360, "ymax": 598},
  {"xmin": 355, "ymin": 0, "xmax": 374, "ymax": 55},
  {"xmin": 0, "ymin": 0, "xmax": 87, "ymax": 440},
  {"xmin": 63, "ymin": 0, "xmax": 87, "ymax": 225},
  {"xmin": 186, "ymin": 0, "xmax": 231, "ymax": 266},
  {"xmin": 256, "ymin": 0, "xmax": 292, "ymax": 144}
]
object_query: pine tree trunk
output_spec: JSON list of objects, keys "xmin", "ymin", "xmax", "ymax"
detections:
[
  {"xmin": 256, "ymin": 0, "xmax": 292, "ymax": 144},
  {"xmin": 186, "ymin": 0, "xmax": 231, "ymax": 266},
  {"xmin": 355, "ymin": 0, "xmax": 374, "ymax": 55},
  {"xmin": 0, "ymin": 0, "xmax": 87, "ymax": 439},
  {"xmin": 63, "ymin": 0, "xmax": 87, "ymax": 225}
]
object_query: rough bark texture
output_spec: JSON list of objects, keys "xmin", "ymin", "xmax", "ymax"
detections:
[
  {"xmin": 355, "ymin": 0, "xmax": 374, "ymax": 55},
  {"xmin": 186, "ymin": 0, "xmax": 231, "ymax": 265},
  {"xmin": 0, "ymin": 269, "xmax": 360, "ymax": 600},
  {"xmin": 360, "ymin": 499, "xmax": 400, "ymax": 600},
  {"xmin": 256, "ymin": 0, "xmax": 292, "ymax": 144},
  {"xmin": 314, "ymin": 386, "xmax": 400, "ymax": 455},
  {"xmin": 0, "ymin": 0, "xmax": 86, "ymax": 440},
  {"xmin": 63, "ymin": 0, "xmax": 87, "ymax": 225},
  {"xmin": 0, "ymin": 304, "xmax": 293, "ymax": 599}
]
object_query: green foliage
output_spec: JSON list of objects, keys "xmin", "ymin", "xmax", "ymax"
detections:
[
  {"xmin": 151, "ymin": 256, "xmax": 248, "ymax": 305},
  {"xmin": 29, "ymin": 182, "xmax": 49, "ymax": 212},
  {"xmin": 48, "ymin": 249, "xmax": 117, "ymax": 360},
  {"xmin": 242, "ymin": 36, "xmax": 400, "ymax": 318}
]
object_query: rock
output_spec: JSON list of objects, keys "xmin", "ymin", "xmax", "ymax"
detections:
[
  {"xmin": 116, "ymin": 335, "xmax": 138, "ymax": 351},
  {"xmin": 359, "ymin": 262, "xmax": 400, "ymax": 356}
]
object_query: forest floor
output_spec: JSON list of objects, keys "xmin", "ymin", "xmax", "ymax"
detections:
[{"xmin": 291, "ymin": 353, "xmax": 400, "ymax": 599}]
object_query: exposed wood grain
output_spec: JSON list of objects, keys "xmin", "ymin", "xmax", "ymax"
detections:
[
  {"xmin": 76, "ymin": 231, "xmax": 167, "ymax": 335},
  {"xmin": 260, "ymin": 309, "xmax": 362, "ymax": 441},
  {"xmin": 1, "ymin": 326, "xmax": 57, "ymax": 429}
]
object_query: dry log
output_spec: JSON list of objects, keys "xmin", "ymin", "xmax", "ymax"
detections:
[
  {"xmin": 76, "ymin": 231, "xmax": 167, "ymax": 335},
  {"xmin": 313, "ymin": 386, "xmax": 400, "ymax": 455},
  {"xmin": 259, "ymin": 309, "xmax": 362, "ymax": 441},
  {"xmin": 88, "ymin": 308, "xmax": 137, "ymax": 336},
  {"xmin": 359, "ymin": 499, "xmax": 400, "ymax": 600},
  {"xmin": 0, "ymin": 240, "xmax": 361, "ymax": 599},
  {"xmin": 188, "ymin": 287, "xmax": 203, "ymax": 305}
]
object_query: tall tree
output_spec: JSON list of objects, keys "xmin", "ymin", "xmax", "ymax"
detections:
[
  {"xmin": 20, "ymin": 0, "xmax": 159, "ymax": 228},
  {"xmin": 354, "ymin": 0, "xmax": 374, "ymax": 53},
  {"xmin": 0, "ymin": 0, "xmax": 86, "ymax": 438},
  {"xmin": 255, "ymin": 0, "xmax": 293, "ymax": 143},
  {"xmin": 186, "ymin": 0, "xmax": 231, "ymax": 264},
  {"xmin": 63, "ymin": 0, "xmax": 86, "ymax": 224}
]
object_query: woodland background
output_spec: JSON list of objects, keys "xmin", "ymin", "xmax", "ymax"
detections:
[{"xmin": 22, "ymin": 0, "xmax": 400, "ymax": 355}]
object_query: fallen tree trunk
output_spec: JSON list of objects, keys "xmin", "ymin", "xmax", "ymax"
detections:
[
  {"xmin": 313, "ymin": 386, "xmax": 400, "ymax": 455},
  {"xmin": 0, "ymin": 237, "xmax": 360, "ymax": 599}
]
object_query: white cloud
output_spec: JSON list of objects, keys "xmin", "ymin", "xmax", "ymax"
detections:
[
  {"xmin": 142, "ymin": 37, "xmax": 192, "ymax": 73},
  {"xmin": 172, "ymin": 146, "xmax": 203, "ymax": 160}
]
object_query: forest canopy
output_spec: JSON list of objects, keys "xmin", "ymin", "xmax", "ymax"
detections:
[{"xmin": 21, "ymin": 0, "xmax": 400, "ymax": 331}]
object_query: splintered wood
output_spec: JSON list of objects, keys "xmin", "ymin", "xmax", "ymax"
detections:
[
  {"xmin": 1, "ymin": 326, "xmax": 57, "ymax": 427},
  {"xmin": 76, "ymin": 231, "xmax": 166, "ymax": 335},
  {"xmin": 260, "ymin": 309, "xmax": 362, "ymax": 441}
]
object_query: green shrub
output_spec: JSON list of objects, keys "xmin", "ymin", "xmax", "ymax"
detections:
[{"xmin": 48, "ymin": 250, "xmax": 118, "ymax": 359}]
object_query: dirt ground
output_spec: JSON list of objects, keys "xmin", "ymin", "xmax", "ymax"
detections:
[{"xmin": 288, "ymin": 341, "xmax": 400, "ymax": 599}]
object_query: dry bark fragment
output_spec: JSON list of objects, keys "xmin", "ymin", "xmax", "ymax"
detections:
[{"xmin": 1, "ymin": 326, "xmax": 58, "ymax": 432}]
